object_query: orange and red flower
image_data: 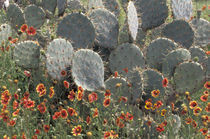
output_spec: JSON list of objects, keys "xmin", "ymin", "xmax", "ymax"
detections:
[
  {"xmin": 43, "ymin": 125, "xmax": 50, "ymax": 133},
  {"xmin": 185, "ymin": 117, "xmax": 192, "ymax": 124},
  {"xmin": 156, "ymin": 125, "xmax": 164, "ymax": 132},
  {"xmin": 189, "ymin": 101, "xmax": 198, "ymax": 109},
  {"xmin": 200, "ymin": 95, "xmax": 208, "ymax": 102},
  {"xmin": 77, "ymin": 90, "xmax": 83, "ymax": 101},
  {"xmin": 67, "ymin": 107, "xmax": 76, "ymax": 116},
  {"xmin": 60, "ymin": 109, "xmax": 68, "ymax": 119},
  {"xmin": 126, "ymin": 112, "xmax": 133, "ymax": 121},
  {"xmin": 162, "ymin": 78, "xmax": 168, "ymax": 87},
  {"xmin": 103, "ymin": 98, "xmax": 111, "ymax": 107},
  {"xmin": 60, "ymin": 70, "xmax": 67, "ymax": 77},
  {"xmin": 52, "ymin": 112, "xmax": 61, "ymax": 120},
  {"xmin": 1, "ymin": 90, "xmax": 12, "ymax": 105},
  {"xmin": 145, "ymin": 102, "xmax": 152, "ymax": 110},
  {"xmin": 72, "ymin": 125, "xmax": 82, "ymax": 136},
  {"xmin": 49, "ymin": 87, "xmax": 55, "ymax": 98},
  {"xmin": 114, "ymin": 71, "xmax": 118, "ymax": 78},
  {"xmin": 119, "ymin": 96, "xmax": 127, "ymax": 103},
  {"xmin": 86, "ymin": 116, "xmax": 91, "ymax": 125},
  {"xmin": 27, "ymin": 26, "xmax": 36, "ymax": 36},
  {"xmin": 37, "ymin": 102, "xmax": 46, "ymax": 114},
  {"xmin": 13, "ymin": 100, "xmax": 19, "ymax": 110},
  {"xmin": 20, "ymin": 24, "xmax": 28, "ymax": 33},
  {"xmin": 63, "ymin": 80, "xmax": 70, "ymax": 89},
  {"xmin": 204, "ymin": 81, "xmax": 210, "ymax": 89},
  {"xmin": 205, "ymin": 103, "xmax": 210, "ymax": 112},
  {"xmin": 104, "ymin": 131, "xmax": 111, "ymax": 139},
  {"xmin": 151, "ymin": 90, "xmax": 160, "ymax": 98},
  {"xmin": 161, "ymin": 109, "xmax": 167, "ymax": 116},
  {"xmin": 93, "ymin": 108, "xmax": 99, "ymax": 118},
  {"xmin": 105, "ymin": 90, "xmax": 111, "ymax": 97},
  {"xmin": 68, "ymin": 90, "xmax": 76, "ymax": 101},
  {"xmin": 200, "ymin": 128, "xmax": 208, "ymax": 135},
  {"xmin": 192, "ymin": 120, "xmax": 197, "ymax": 128},
  {"xmin": 36, "ymin": 83, "xmax": 46, "ymax": 97}
]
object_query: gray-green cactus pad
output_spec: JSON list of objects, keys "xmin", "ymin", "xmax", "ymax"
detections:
[
  {"xmin": 146, "ymin": 38, "xmax": 178, "ymax": 71},
  {"xmin": 89, "ymin": 8, "xmax": 119, "ymax": 49},
  {"xmin": 0, "ymin": 24, "xmax": 12, "ymax": 45},
  {"xmin": 171, "ymin": 0, "xmax": 193, "ymax": 21},
  {"xmin": 13, "ymin": 41, "xmax": 40, "ymax": 69},
  {"xmin": 109, "ymin": 43, "xmax": 145, "ymax": 77},
  {"xmin": 57, "ymin": 13, "xmax": 95, "ymax": 49},
  {"xmin": 103, "ymin": 0, "xmax": 120, "ymax": 18},
  {"xmin": 162, "ymin": 20, "xmax": 194, "ymax": 49},
  {"xmin": 189, "ymin": 46, "xmax": 207, "ymax": 63},
  {"xmin": 88, "ymin": 0, "xmax": 104, "ymax": 10},
  {"xmin": 6, "ymin": 4, "xmax": 25, "ymax": 30},
  {"xmin": 190, "ymin": 18, "xmax": 210, "ymax": 47},
  {"xmin": 173, "ymin": 62, "xmax": 205, "ymax": 94},
  {"xmin": 72, "ymin": 49, "xmax": 105, "ymax": 91},
  {"xmin": 203, "ymin": 57, "xmax": 209, "ymax": 79},
  {"xmin": 24, "ymin": 5, "xmax": 46, "ymax": 29},
  {"xmin": 105, "ymin": 77, "xmax": 130, "ymax": 98},
  {"xmin": 136, "ymin": 27, "xmax": 146, "ymax": 46},
  {"xmin": 67, "ymin": 0, "xmax": 86, "ymax": 13},
  {"xmin": 46, "ymin": 39, "xmax": 74, "ymax": 80},
  {"xmin": 127, "ymin": 1, "xmax": 138, "ymax": 41},
  {"xmin": 142, "ymin": 69, "xmax": 165, "ymax": 97},
  {"xmin": 42, "ymin": 0, "xmax": 57, "ymax": 14},
  {"xmin": 58, "ymin": 0, "xmax": 66, "ymax": 15},
  {"xmin": 137, "ymin": 0, "xmax": 168, "ymax": 30},
  {"xmin": 162, "ymin": 48, "xmax": 191, "ymax": 78}
]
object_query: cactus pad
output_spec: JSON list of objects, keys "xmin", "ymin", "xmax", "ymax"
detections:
[
  {"xmin": 72, "ymin": 49, "xmax": 105, "ymax": 91},
  {"xmin": 24, "ymin": 5, "xmax": 46, "ymax": 29},
  {"xmin": 57, "ymin": 13, "xmax": 95, "ymax": 49},
  {"xmin": 162, "ymin": 48, "xmax": 191, "ymax": 78},
  {"xmin": 173, "ymin": 61, "xmax": 205, "ymax": 94},
  {"xmin": 127, "ymin": 1, "xmax": 138, "ymax": 41},
  {"xmin": 58, "ymin": 0, "xmax": 66, "ymax": 16},
  {"xmin": 89, "ymin": 8, "xmax": 119, "ymax": 49},
  {"xmin": 88, "ymin": 0, "xmax": 104, "ymax": 10},
  {"xmin": 189, "ymin": 46, "xmax": 207, "ymax": 64},
  {"xmin": 6, "ymin": 3, "xmax": 25, "ymax": 30},
  {"xmin": 103, "ymin": 0, "xmax": 120, "ymax": 18},
  {"xmin": 42, "ymin": 0, "xmax": 57, "ymax": 14},
  {"xmin": 0, "ymin": 24, "xmax": 12, "ymax": 45},
  {"xmin": 171, "ymin": 0, "xmax": 193, "ymax": 21},
  {"xmin": 146, "ymin": 38, "xmax": 178, "ymax": 71},
  {"xmin": 162, "ymin": 20, "xmax": 194, "ymax": 49},
  {"xmin": 109, "ymin": 43, "xmax": 145, "ymax": 77},
  {"xmin": 13, "ymin": 41, "xmax": 40, "ymax": 69},
  {"xmin": 46, "ymin": 39, "xmax": 74, "ymax": 80}
]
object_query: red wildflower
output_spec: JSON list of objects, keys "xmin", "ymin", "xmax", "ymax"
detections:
[
  {"xmin": 123, "ymin": 68, "xmax": 128, "ymax": 73},
  {"xmin": 24, "ymin": 70, "xmax": 31, "ymax": 77},
  {"xmin": 203, "ymin": 90, "xmax": 208, "ymax": 95},
  {"xmin": 12, "ymin": 109, "xmax": 20, "ymax": 117},
  {"xmin": 200, "ymin": 95, "xmax": 208, "ymax": 102},
  {"xmin": 32, "ymin": 135, "xmax": 37, "ymax": 139},
  {"xmin": 60, "ymin": 109, "xmax": 68, "ymax": 119},
  {"xmin": 119, "ymin": 96, "xmax": 127, "ymax": 103},
  {"xmin": 202, "ymin": 5, "xmax": 207, "ymax": 11},
  {"xmin": 185, "ymin": 117, "xmax": 192, "ymax": 124},
  {"xmin": 68, "ymin": 90, "xmax": 75, "ymax": 101},
  {"xmin": 78, "ymin": 86, "xmax": 84, "ymax": 93},
  {"xmin": 77, "ymin": 90, "xmax": 83, "ymax": 101},
  {"xmin": 86, "ymin": 116, "xmax": 91, "ymax": 125},
  {"xmin": 145, "ymin": 102, "xmax": 152, "ymax": 109},
  {"xmin": 189, "ymin": 101, "xmax": 198, "ymax": 109},
  {"xmin": 88, "ymin": 94, "xmax": 94, "ymax": 103},
  {"xmin": 204, "ymin": 81, "xmax": 210, "ymax": 89},
  {"xmin": 7, "ymin": 119, "xmax": 16, "ymax": 126},
  {"xmin": 126, "ymin": 112, "xmax": 133, "ymax": 121},
  {"xmin": 24, "ymin": 99, "xmax": 35, "ymax": 109},
  {"xmin": 52, "ymin": 112, "xmax": 61, "ymax": 120},
  {"xmin": 43, "ymin": 125, "xmax": 50, "ymax": 133},
  {"xmin": 114, "ymin": 71, "xmax": 118, "ymax": 78},
  {"xmin": 36, "ymin": 83, "xmax": 46, "ymax": 97},
  {"xmin": 1, "ymin": 90, "xmax": 12, "ymax": 105},
  {"xmin": 151, "ymin": 90, "xmax": 160, "ymax": 98},
  {"xmin": 91, "ymin": 92, "xmax": 98, "ymax": 101},
  {"xmin": 72, "ymin": 125, "xmax": 82, "ymax": 136},
  {"xmin": 156, "ymin": 125, "xmax": 164, "ymax": 132},
  {"xmin": 60, "ymin": 70, "xmax": 67, "ymax": 77},
  {"xmin": 63, "ymin": 80, "xmax": 70, "ymax": 89},
  {"xmin": 205, "ymin": 103, "xmax": 210, "ymax": 112},
  {"xmin": 93, "ymin": 108, "xmax": 98, "ymax": 118},
  {"xmin": 27, "ymin": 26, "xmax": 36, "ymax": 36},
  {"xmin": 192, "ymin": 120, "xmax": 197, "ymax": 128},
  {"xmin": 104, "ymin": 131, "xmax": 111, "ymax": 139},
  {"xmin": 49, "ymin": 87, "xmax": 55, "ymax": 98},
  {"xmin": 37, "ymin": 102, "xmax": 46, "ymax": 114},
  {"xmin": 14, "ymin": 93, "xmax": 19, "ymax": 100},
  {"xmin": 105, "ymin": 90, "xmax": 111, "ymax": 97},
  {"xmin": 162, "ymin": 78, "xmax": 168, "ymax": 87},
  {"xmin": 13, "ymin": 100, "xmax": 19, "ymax": 110},
  {"xmin": 103, "ymin": 98, "xmax": 111, "ymax": 107},
  {"xmin": 67, "ymin": 107, "xmax": 76, "ymax": 116},
  {"xmin": 35, "ymin": 129, "xmax": 40, "ymax": 134},
  {"xmin": 200, "ymin": 128, "xmax": 208, "ymax": 135},
  {"xmin": 20, "ymin": 24, "xmax": 28, "ymax": 33}
]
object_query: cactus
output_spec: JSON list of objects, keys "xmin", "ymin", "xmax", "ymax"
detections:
[
  {"xmin": 66, "ymin": 0, "xmax": 86, "ymax": 13},
  {"xmin": 162, "ymin": 48, "xmax": 191, "ymax": 78},
  {"xmin": 190, "ymin": 18, "xmax": 210, "ymax": 47},
  {"xmin": 72, "ymin": 49, "xmax": 105, "ymax": 91},
  {"xmin": 136, "ymin": 0, "xmax": 168, "ymax": 31},
  {"xmin": 189, "ymin": 46, "xmax": 207, "ymax": 64},
  {"xmin": 42, "ymin": 0, "xmax": 57, "ymax": 14},
  {"xmin": 24, "ymin": 5, "xmax": 46, "ymax": 29},
  {"xmin": 103, "ymin": 0, "xmax": 120, "ymax": 18},
  {"xmin": 13, "ymin": 41, "xmax": 40, "ymax": 69},
  {"xmin": 162, "ymin": 20, "xmax": 194, "ymax": 49},
  {"xmin": 146, "ymin": 38, "xmax": 178, "ymax": 71},
  {"xmin": 105, "ymin": 77, "xmax": 130, "ymax": 99},
  {"xmin": 0, "ymin": 24, "xmax": 12, "ymax": 45},
  {"xmin": 88, "ymin": 0, "xmax": 104, "ymax": 10},
  {"xmin": 46, "ymin": 38, "xmax": 74, "ymax": 80},
  {"xmin": 6, "ymin": 3, "xmax": 25, "ymax": 30},
  {"xmin": 89, "ymin": 8, "xmax": 119, "ymax": 49},
  {"xmin": 109, "ymin": 43, "xmax": 145, "ymax": 77},
  {"xmin": 171, "ymin": 0, "xmax": 193, "ymax": 21},
  {"xmin": 57, "ymin": 13, "xmax": 95, "ymax": 49},
  {"xmin": 57, "ymin": 0, "xmax": 66, "ymax": 16},
  {"xmin": 127, "ymin": 1, "xmax": 138, "ymax": 41},
  {"xmin": 142, "ymin": 69, "xmax": 165, "ymax": 98},
  {"xmin": 173, "ymin": 61, "xmax": 205, "ymax": 94},
  {"xmin": 203, "ymin": 57, "xmax": 209, "ymax": 79}
]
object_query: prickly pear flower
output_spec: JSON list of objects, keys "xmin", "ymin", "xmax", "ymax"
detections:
[
  {"xmin": 20, "ymin": 24, "xmax": 28, "ymax": 33},
  {"xmin": 27, "ymin": 26, "xmax": 36, "ymax": 36},
  {"xmin": 162, "ymin": 78, "xmax": 168, "ymax": 87}
]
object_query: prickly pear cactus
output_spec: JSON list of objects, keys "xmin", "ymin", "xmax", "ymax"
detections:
[
  {"xmin": 162, "ymin": 48, "xmax": 191, "ymax": 78},
  {"xmin": 57, "ymin": 13, "xmax": 95, "ymax": 49},
  {"xmin": 127, "ymin": 1, "xmax": 138, "ymax": 41},
  {"xmin": 88, "ymin": 0, "xmax": 104, "ymax": 10},
  {"xmin": 146, "ymin": 38, "xmax": 178, "ymax": 71},
  {"xmin": 57, "ymin": 0, "xmax": 66, "ymax": 16},
  {"xmin": 109, "ymin": 43, "xmax": 145, "ymax": 77},
  {"xmin": 42, "ymin": 0, "xmax": 57, "ymax": 14},
  {"xmin": 190, "ymin": 18, "xmax": 210, "ymax": 47},
  {"xmin": 13, "ymin": 41, "xmax": 40, "ymax": 69},
  {"xmin": 72, "ymin": 49, "xmax": 105, "ymax": 91},
  {"xmin": 6, "ymin": 3, "xmax": 25, "ymax": 30},
  {"xmin": 203, "ymin": 57, "xmax": 209, "ymax": 79},
  {"xmin": 46, "ymin": 39, "xmax": 74, "ymax": 80},
  {"xmin": 162, "ymin": 20, "xmax": 194, "ymax": 49},
  {"xmin": 189, "ymin": 46, "xmax": 207, "ymax": 63},
  {"xmin": 67, "ymin": 0, "xmax": 86, "ymax": 13},
  {"xmin": 89, "ymin": 8, "xmax": 119, "ymax": 49},
  {"xmin": 142, "ymin": 69, "xmax": 165, "ymax": 98},
  {"xmin": 24, "ymin": 5, "xmax": 46, "ymax": 29},
  {"xmin": 0, "ymin": 24, "xmax": 12, "ymax": 45},
  {"xmin": 171, "ymin": 0, "xmax": 193, "ymax": 21},
  {"xmin": 105, "ymin": 77, "xmax": 130, "ymax": 99},
  {"xmin": 174, "ymin": 61, "xmax": 205, "ymax": 94},
  {"xmin": 103, "ymin": 0, "xmax": 120, "ymax": 18},
  {"xmin": 136, "ymin": 27, "xmax": 146, "ymax": 46},
  {"xmin": 137, "ymin": 0, "xmax": 168, "ymax": 31}
]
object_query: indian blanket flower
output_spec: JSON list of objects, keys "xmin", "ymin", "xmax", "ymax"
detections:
[
  {"xmin": 49, "ymin": 87, "xmax": 55, "ymax": 98},
  {"xmin": 91, "ymin": 92, "xmax": 98, "ymax": 101},
  {"xmin": 68, "ymin": 90, "xmax": 76, "ymax": 101},
  {"xmin": 37, "ymin": 102, "xmax": 46, "ymax": 114},
  {"xmin": 123, "ymin": 68, "xmax": 128, "ymax": 73},
  {"xmin": 119, "ymin": 96, "xmax": 127, "ymax": 103},
  {"xmin": 204, "ymin": 81, "xmax": 210, "ymax": 89},
  {"xmin": 185, "ymin": 117, "xmax": 192, "ymax": 124},
  {"xmin": 193, "ymin": 107, "xmax": 202, "ymax": 116},
  {"xmin": 156, "ymin": 125, "xmax": 164, "ymax": 133},
  {"xmin": 60, "ymin": 109, "xmax": 68, "ymax": 119},
  {"xmin": 145, "ymin": 102, "xmax": 152, "ymax": 110},
  {"xmin": 192, "ymin": 120, "xmax": 197, "ymax": 128},
  {"xmin": 77, "ymin": 90, "xmax": 83, "ymax": 101},
  {"xmin": 72, "ymin": 125, "xmax": 82, "ymax": 136},
  {"xmin": 12, "ymin": 109, "xmax": 20, "ymax": 117},
  {"xmin": 114, "ymin": 71, "xmax": 118, "ymax": 78},
  {"xmin": 63, "ymin": 80, "xmax": 70, "ymax": 89},
  {"xmin": 20, "ymin": 24, "xmax": 28, "ymax": 33},
  {"xmin": 36, "ymin": 83, "xmax": 46, "ymax": 97},
  {"xmin": 35, "ymin": 129, "xmax": 40, "ymax": 135},
  {"xmin": 161, "ymin": 109, "xmax": 167, "ymax": 116},
  {"xmin": 78, "ymin": 86, "xmax": 84, "ymax": 93},
  {"xmin": 200, "ymin": 128, "xmax": 208, "ymax": 135},
  {"xmin": 93, "ymin": 108, "xmax": 99, "ymax": 118},
  {"xmin": 162, "ymin": 78, "xmax": 168, "ymax": 87},
  {"xmin": 203, "ymin": 90, "xmax": 208, "ymax": 95},
  {"xmin": 88, "ymin": 93, "xmax": 95, "ymax": 103},
  {"xmin": 13, "ymin": 100, "xmax": 19, "ymax": 110},
  {"xmin": 67, "ymin": 107, "xmax": 76, "ymax": 116},
  {"xmin": 1, "ymin": 90, "xmax": 12, "ymax": 105},
  {"xmin": 200, "ymin": 95, "xmax": 208, "ymax": 102},
  {"xmin": 103, "ymin": 98, "xmax": 111, "ymax": 107},
  {"xmin": 27, "ymin": 26, "xmax": 36, "ymax": 36},
  {"xmin": 202, "ymin": 5, "xmax": 207, "ymax": 11},
  {"xmin": 43, "ymin": 125, "xmax": 50, "ymax": 133},
  {"xmin": 24, "ymin": 70, "xmax": 31, "ymax": 77},
  {"xmin": 126, "ymin": 112, "xmax": 133, "ymax": 121},
  {"xmin": 104, "ymin": 131, "xmax": 111, "ymax": 139},
  {"xmin": 105, "ymin": 90, "xmax": 111, "ymax": 97},
  {"xmin": 52, "ymin": 112, "xmax": 61, "ymax": 120},
  {"xmin": 189, "ymin": 101, "xmax": 198, "ymax": 109},
  {"xmin": 23, "ymin": 99, "xmax": 35, "ymax": 109},
  {"xmin": 181, "ymin": 105, "xmax": 188, "ymax": 115},
  {"xmin": 86, "ymin": 116, "xmax": 91, "ymax": 125},
  {"xmin": 155, "ymin": 100, "xmax": 163, "ymax": 109},
  {"xmin": 151, "ymin": 89, "xmax": 160, "ymax": 98},
  {"xmin": 205, "ymin": 103, "xmax": 210, "ymax": 112},
  {"xmin": 7, "ymin": 118, "xmax": 17, "ymax": 126}
]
